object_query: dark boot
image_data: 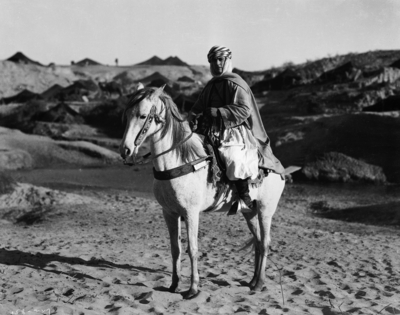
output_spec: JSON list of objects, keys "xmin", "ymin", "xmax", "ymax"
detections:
[{"xmin": 228, "ymin": 179, "xmax": 256, "ymax": 215}]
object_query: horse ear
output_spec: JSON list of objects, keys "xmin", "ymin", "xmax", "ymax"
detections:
[
  {"xmin": 137, "ymin": 82, "xmax": 144, "ymax": 90},
  {"xmin": 152, "ymin": 85, "xmax": 165, "ymax": 98}
]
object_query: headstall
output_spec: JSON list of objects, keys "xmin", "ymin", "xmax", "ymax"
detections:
[{"xmin": 134, "ymin": 103, "xmax": 164, "ymax": 146}]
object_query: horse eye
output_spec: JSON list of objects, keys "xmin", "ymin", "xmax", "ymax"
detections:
[{"xmin": 140, "ymin": 114, "xmax": 147, "ymax": 119}]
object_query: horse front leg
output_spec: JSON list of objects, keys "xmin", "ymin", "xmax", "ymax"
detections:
[
  {"xmin": 163, "ymin": 209, "xmax": 181, "ymax": 293},
  {"xmin": 242, "ymin": 209, "xmax": 262, "ymax": 288},
  {"xmin": 183, "ymin": 211, "xmax": 200, "ymax": 299}
]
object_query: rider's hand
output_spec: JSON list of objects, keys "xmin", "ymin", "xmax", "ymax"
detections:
[
  {"xmin": 205, "ymin": 107, "xmax": 219, "ymax": 118},
  {"xmin": 187, "ymin": 111, "xmax": 195, "ymax": 123},
  {"xmin": 187, "ymin": 112, "xmax": 197, "ymax": 131}
]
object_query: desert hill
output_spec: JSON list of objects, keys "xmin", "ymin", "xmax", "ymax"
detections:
[
  {"xmin": 245, "ymin": 49, "xmax": 400, "ymax": 86},
  {"xmin": 136, "ymin": 55, "xmax": 189, "ymax": 66},
  {"xmin": 135, "ymin": 55, "xmax": 165, "ymax": 66},
  {"xmin": 6, "ymin": 51, "xmax": 43, "ymax": 66},
  {"xmin": 74, "ymin": 58, "xmax": 102, "ymax": 66}
]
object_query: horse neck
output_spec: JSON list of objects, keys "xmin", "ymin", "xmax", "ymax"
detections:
[{"xmin": 150, "ymin": 123, "xmax": 199, "ymax": 172}]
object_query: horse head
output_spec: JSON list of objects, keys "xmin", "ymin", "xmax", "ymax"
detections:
[{"xmin": 119, "ymin": 85, "xmax": 166, "ymax": 164}]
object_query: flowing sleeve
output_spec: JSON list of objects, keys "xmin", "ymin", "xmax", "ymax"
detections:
[{"xmin": 218, "ymin": 81, "xmax": 251, "ymax": 129}]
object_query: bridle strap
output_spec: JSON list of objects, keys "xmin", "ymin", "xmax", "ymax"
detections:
[{"xmin": 134, "ymin": 104, "xmax": 159, "ymax": 146}]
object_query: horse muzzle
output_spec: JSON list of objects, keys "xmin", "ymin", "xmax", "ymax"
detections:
[{"xmin": 120, "ymin": 144, "xmax": 139, "ymax": 165}]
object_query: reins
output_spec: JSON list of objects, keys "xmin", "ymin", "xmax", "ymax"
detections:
[{"xmin": 152, "ymin": 132, "xmax": 193, "ymax": 159}]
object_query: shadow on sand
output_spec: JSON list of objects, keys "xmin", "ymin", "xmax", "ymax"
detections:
[{"xmin": 0, "ymin": 248, "xmax": 171, "ymax": 281}]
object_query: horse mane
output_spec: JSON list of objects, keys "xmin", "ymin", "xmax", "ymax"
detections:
[{"xmin": 124, "ymin": 87, "xmax": 205, "ymax": 162}]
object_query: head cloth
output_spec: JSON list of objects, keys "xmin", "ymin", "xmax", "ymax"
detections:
[{"xmin": 207, "ymin": 46, "xmax": 232, "ymax": 62}]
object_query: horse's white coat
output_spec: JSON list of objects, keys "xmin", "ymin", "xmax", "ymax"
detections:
[{"xmin": 120, "ymin": 87, "xmax": 285, "ymax": 298}]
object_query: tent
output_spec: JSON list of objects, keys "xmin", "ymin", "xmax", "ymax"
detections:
[
  {"xmin": 251, "ymin": 68, "xmax": 302, "ymax": 92},
  {"xmin": 139, "ymin": 72, "xmax": 171, "ymax": 84},
  {"xmin": 40, "ymin": 84, "xmax": 64, "ymax": 101},
  {"xmin": 35, "ymin": 103, "xmax": 85, "ymax": 124},
  {"xmin": 1, "ymin": 89, "xmax": 43, "ymax": 104},
  {"xmin": 147, "ymin": 79, "xmax": 176, "ymax": 97},
  {"xmin": 177, "ymin": 76, "xmax": 195, "ymax": 83}
]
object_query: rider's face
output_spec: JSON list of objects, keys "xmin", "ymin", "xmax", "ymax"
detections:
[{"xmin": 210, "ymin": 56, "xmax": 226, "ymax": 75}]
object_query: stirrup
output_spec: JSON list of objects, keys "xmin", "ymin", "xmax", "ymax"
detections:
[{"xmin": 227, "ymin": 199, "xmax": 255, "ymax": 216}]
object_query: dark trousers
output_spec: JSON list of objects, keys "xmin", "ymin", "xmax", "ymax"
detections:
[{"xmin": 234, "ymin": 178, "xmax": 252, "ymax": 206}]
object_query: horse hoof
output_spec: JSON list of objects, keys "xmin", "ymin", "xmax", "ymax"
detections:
[
  {"xmin": 250, "ymin": 283, "xmax": 264, "ymax": 292},
  {"xmin": 183, "ymin": 290, "xmax": 200, "ymax": 299},
  {"xmin": 168, "ymin": 285, "xmax": 178, "ymax": 293}
]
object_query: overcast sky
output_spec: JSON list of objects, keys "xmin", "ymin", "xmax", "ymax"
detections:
[{"xmin": 1, "ymin": 0, "xmax": 399, "ymax": 70}]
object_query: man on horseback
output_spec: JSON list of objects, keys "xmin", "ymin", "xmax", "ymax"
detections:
[{"xmin": 188, "ymin": 45, "xmax": 284, "ymax": 213}]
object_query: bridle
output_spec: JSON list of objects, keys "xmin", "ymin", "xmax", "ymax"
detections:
[
  {"xmin": 123, "ymin": 97, "xmax": 192, "ymax": 165},
  {"xmin": 134, "ymin": 102, "xmax": 164, "ymax": 147}
]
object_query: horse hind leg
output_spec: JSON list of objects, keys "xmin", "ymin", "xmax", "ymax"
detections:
[
  {"xmin": 252, "ymin": 213, "xmax": 273, "ymax": 291},
  {"xmin": 252, "ymin": 174, "xmax": 285, "ymax": 291},
  {"xmin": 162, "ymin": 209, "xmax": 181, "ymax": 292}
]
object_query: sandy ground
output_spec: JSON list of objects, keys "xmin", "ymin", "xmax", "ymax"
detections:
[{"xmin": 0, "ymin": 168, "xmax": 400, "ymax": 315}]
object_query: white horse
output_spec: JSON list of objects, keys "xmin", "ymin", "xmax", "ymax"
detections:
[{"xmin": 120, "ymin": 86, "xmax": 285, "ymax": 299}]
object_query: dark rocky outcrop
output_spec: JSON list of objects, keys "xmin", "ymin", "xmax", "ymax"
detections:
[{"xmin": 302, "ymin": 152, "xmax": 387, "ymax": 183}]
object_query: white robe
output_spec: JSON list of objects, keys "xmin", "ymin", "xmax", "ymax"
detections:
[{"xmin": 218, "ymin": 125, "xmax": 259, "ymax": 181}]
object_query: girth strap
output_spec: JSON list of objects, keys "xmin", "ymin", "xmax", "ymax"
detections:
[{"xmin": 153, "ymin": 155, "xmax": 211, "ymax": 180}]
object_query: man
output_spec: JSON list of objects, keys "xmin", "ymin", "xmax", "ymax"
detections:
[{"xmin": 188, "ymin": 45, "xmax": 284, "ymax": 212}]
